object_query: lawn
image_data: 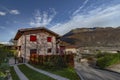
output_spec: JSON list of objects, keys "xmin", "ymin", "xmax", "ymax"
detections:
[
  {"xmin": 51, "ymin": 68, "xmax": 80, "ymax": 80},
  {"xmin": 10, "ymin": 67, "xmax": 20, "ymax": 80},
  {"xmin": 30, "ymin": 64, "xmax": 80, "ymax": 80},
  {"xmin": 18, "ymin": 64, "xmax": 55, "ymax": 80}
]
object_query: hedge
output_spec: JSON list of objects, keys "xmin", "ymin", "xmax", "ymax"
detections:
[{"xmin": 29, "ymin": 54, "xmax": 74, "ymax": 68}]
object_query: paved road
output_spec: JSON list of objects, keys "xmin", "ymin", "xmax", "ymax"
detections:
[
  {"xmin": 75, "ymin": 62, "xmax": 120, "ymax": 80},
  {"xmin": 9, "ymin": 57, "xmax": 18, "ymax": 66}
]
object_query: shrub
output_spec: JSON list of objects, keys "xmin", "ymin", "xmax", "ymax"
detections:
[
  {"xmin": 0, "ymin": 63, "xmax": 10, "ymax": 80},
  {"xmin": 0, "ymin": 71, "xmax": 6, "ymax": 79},
  {"xmin": 29, "ymin": 54, "xmax": 74, "ymax": 69},
  {"xmin": 0, "ymin": 63, "xmax": 10, "ymax": 73},
  {"xmin": 55, "ymin": 56, "xmax": 67, "ymax": 68},
  {"xmin": 0, "ymin": 45, "xmax": 11, "ymax": 64},
  {"xmin": 44, "ymin": 62, "xmax": 55, "ymax": 68}
]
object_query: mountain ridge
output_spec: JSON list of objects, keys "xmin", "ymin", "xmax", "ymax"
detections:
[{"xmin": 61, "ymin": 27, "xmax": 120, "ymax": 47}]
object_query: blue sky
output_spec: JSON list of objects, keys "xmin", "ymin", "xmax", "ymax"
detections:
[{"xmin": 0, "ymin": 0, "xmax": 120, "ymax": 42}]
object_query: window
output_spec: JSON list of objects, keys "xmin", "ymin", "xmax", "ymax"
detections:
[
  {"xmin": 47, "ymin": 48, "xmax": 52, "ymax": 53},
  {"xmin": 30, "ymin": 35, "xmax": 36, "ymax": 41},
  {"xmin": 47, "ymin": 37, "xmax": 52, "ymax": 42},
  {"xmin": 30, "ymin": 49, "xmax": 37, "ymax": 54}
]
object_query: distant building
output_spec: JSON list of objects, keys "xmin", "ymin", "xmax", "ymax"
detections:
[
  {"xmin": 65, "ymin": 46, "xmax": 78, "ymax": 54},
  {"xmin": 14, "ymin": 27, "xmax": 60, "ymax": 62},
  {"xmin": 58, "ymin": 40, "xmax": 79, "ymax": 54}
]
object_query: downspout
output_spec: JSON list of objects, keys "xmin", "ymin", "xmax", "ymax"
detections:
[
  {"xmin": 36, "ymin": 34, "xmax": 38, "ymax": 55},
  {"xmin": 24, "ymin": 34, "xmax": 26, "ymax": 63},
  {"xmin": 53, "ymin": 37, "xmax": 56, "ymax": 54}
]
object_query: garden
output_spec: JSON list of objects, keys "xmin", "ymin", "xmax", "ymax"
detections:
[{"xmin": 29, "ymin": 54, "xmax": 80, "ymax": 80}]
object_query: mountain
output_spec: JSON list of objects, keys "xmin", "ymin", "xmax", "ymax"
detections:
[{"xmin": 61, "ymin": 27, "xmax": 120, "ymax": 47}]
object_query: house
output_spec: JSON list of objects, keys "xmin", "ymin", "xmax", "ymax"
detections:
[
  {"xmin": 58, "ymin": 41, "xmax": 79, "ymax": 54},
  {"xmin": 65, "ymin": 46, "xmax": 78, "ymax": 54},
  {"xmin": 14, "ymin": 27, "xmax": 60, "ymax": 62}
]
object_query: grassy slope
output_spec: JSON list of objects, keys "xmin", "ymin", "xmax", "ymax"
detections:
[
  {"xmin": 18, "ymin": 64, "xmax": 55, "ymax": 80},
  {"xmin": 96, "ymin": 53, "xmax": 120, "ymax": 68},
  {"xmin": 10, "ymin": 67, "xmax": 20, "ymax": 80},
  {"xmin": 31, "ymin": 64, "xmax": 80, "ymax": 80}
]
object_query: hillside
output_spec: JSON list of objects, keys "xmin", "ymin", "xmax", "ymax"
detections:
[{"xmin": 61, "ymin": 27, "xmax": 120, "ymax": 47}]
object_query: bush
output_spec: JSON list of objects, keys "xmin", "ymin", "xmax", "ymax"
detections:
[
  {"xmin": 44, "ymin": 62, "xmax": 54, "ymax": 68},
  {"xmin": 0, "ymin": 63, "xmax": 10, "ymax": 73},
  {"xmin": 0, "ymin": 71, "xmax": 6, "ymax": 79},
  {"xmin": 55, "ymin": 56, "xmax": 67, "ymax": 68},
  {"xmin": 0, "ymin": 63, "xmax": 10, "ymax": 80},
  {"xmin": 30, "ymin": 54, "xmax": 74, "ymax": 69},
  {"xmin": 42, "ymin": 55, "xmax": 67, "ymax": 69},
  {"xmin": 0, "ymin": 45, "xmax": 12, "ymax": 64}
]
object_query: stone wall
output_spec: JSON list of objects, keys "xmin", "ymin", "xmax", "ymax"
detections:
[{"xmin": 17, "ymin": 31, "xmax": 57, "ymax": 61}]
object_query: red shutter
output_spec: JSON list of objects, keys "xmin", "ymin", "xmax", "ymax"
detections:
[
  {"xmin": 30, "ymin": 35, "xmax": 36, "ymax": 41},
  {"xmin": 47, "ymin": 37, "xmax": 52, "ymax": 42}
]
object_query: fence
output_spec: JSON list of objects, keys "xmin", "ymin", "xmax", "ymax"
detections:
[{"xmin": 29, "ymin": 54, "xmax": 74, "ymax": 68}]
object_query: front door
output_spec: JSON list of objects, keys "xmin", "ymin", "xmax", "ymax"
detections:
[{"xmin": 30, "ymin": 49, "xmax": 37, "ymax": 55}]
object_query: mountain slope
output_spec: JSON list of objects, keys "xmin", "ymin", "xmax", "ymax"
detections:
[{"xmin": 61, "ymin": 27, "xmax": 120, "ymax": 47}]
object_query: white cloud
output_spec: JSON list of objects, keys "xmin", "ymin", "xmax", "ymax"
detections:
[
  {"xmin": 50, "ymin": 4, "xmax": 120, "ymax": 35},
  {"xmin": 73, "ymin": 0, "xmax": 89, "ymax": 15},
  {"xmin": 0, "ymin": 11, "xmax": 6, "ymax": 16},
  {"xmin": 10, "ymin": 10, "xmax": 20, "ymax": 15},
  {"xmin": 0, "ymin": 7, "xmax": 20, "ymax": 16},
  {"xmin": 30, "ymin": 8, "xmax": 56, "ymax": 27}
]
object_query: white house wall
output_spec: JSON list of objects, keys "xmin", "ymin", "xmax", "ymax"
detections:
[{"xmin": 17, "ymin": 36, "xmax": 25, "ymax": 57}]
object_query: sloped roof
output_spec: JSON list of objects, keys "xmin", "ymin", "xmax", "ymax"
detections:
[{"xmin": 14, "ymin": 27, "xmax": 60, "ymax": 40}]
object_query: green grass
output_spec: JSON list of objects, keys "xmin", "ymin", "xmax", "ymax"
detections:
[
  {"xmin": 18, "ymin": 64, "xmax": 55, "ymax": 80},
  {"xmin": 96, "ymin": 53, "xmax": 120, "ymax": 68},
  {"xmin": 10, "ymin": 67, "xmax": 20, "ymax": 80},
  {"xmin": 51, "ymin": 68, "xmax": 80, "ymax": 80},
  {"xmin": 30, "ymin": 64, "xmax": 80, "ymax": 80}
]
